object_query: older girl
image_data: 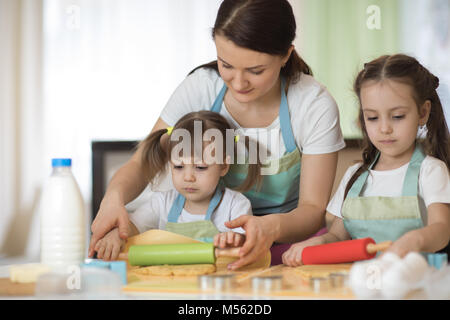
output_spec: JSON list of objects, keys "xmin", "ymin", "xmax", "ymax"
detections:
[{"xmin": 283, "ymin": 54, "xmax": 450, "ymax": 266}]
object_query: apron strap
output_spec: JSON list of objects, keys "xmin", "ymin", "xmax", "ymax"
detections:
[
  {"xmin": 167, "ymin": 183, "xmax": 226, "ymax": 223},
  {"xmin": 210, "ymin": 83, "xmax": 227, "ymax": 113},
  {"xmin": 347, "ymin": 152, "xmax": 380, "ymax": 198},
  {"xmin": 167, "ymin": 193, "xmax": 186, "ymax": 223},
  {"xmin": 279, "ymin": 78, "xmax": 297, "ymax": 153},
  {"xmin": 210, "ymin": 78, "xmax": 297, "ymax": 153},
  {"xmin": 205, "ymin": 181, "xmax": 225, "ymax": 220},
  {"xmin": 402, "ymin": 144, "xmax": 426, "ymax": 196},
  {"xmin": 347, "ymin": 144, "xmax": 425, "ymax": 198}
]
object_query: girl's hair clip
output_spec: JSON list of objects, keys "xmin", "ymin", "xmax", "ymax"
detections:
[{"xmin": 166, "ymin": 126, "xmax": 174, "ymax": 135}]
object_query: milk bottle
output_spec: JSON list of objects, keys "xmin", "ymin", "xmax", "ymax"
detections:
[{"xmin": 40, "ymin": 158, "xmax": 86, "ymax": 270}]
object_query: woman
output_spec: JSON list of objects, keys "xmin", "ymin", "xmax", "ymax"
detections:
[{"xmin": 89, "ymin": 0, "xmax": 345, "ymax": 269}]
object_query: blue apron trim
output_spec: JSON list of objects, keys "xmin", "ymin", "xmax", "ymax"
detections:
[
  {"xmin": 347, "ymin": 144, "xmax": 424, "ymax": 198},
  {"xmin": 167, "ymin": 193, "xmax": 186, "ymax": 223},
  {"xmin": 167, "ymin": 182, "xmax": 225, "ymax": 223},
  {"xmin": 227, "ymin": 163, "xmax": 300, "ymax": 203},
  {"xmin": 343, "ymin": 218, "xmax": 424, "ymax": 244},
  {"xmin": 205, "ymin": 182, "xmax": 225, "ymax": 220},
  {"xmin": 402, "ymin": 145, "xmax": 425, "ymax": 196},
  {"xmin": 210, "ymin": 77, "xmax": 301, "ymax": 215},
  {"xmin": 211, "ymin": 83, "xmax": 227, "ymax": 113},
  {"xmin": 279, "ymin": 78, "xmax": 297, "ymax": 153},
  {"xmin": 210, "ymin": 78, "xmax": 297, "ymax": 153}
]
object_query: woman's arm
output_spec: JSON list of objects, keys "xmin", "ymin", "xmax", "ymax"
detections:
[
  {"xmin": 226, "ymin": 151, "xmax": 338, "ymax": 269},
  {"xmin": 388, "ymin": 203, "xmax": 450, "ymax": 257},
  {"xmin": 276, "ymin": 152, "xmax": 338, "ymax": 242},
  {"xmin": 88, "ymin": 117, "xmax": 169, "ymax": 257}
]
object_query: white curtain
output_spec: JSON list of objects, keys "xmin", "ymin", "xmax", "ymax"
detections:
[
  {"xmin": 0, "ymin": 0, "xmax": 222, "ymax": 259},
  {"xmin": 0, "ymin": 0, "xmax": 44, "ymax": 260},
  {"xmin": 399, "ymin": 0, "xmax": 450, "ymax": 127},
  {"xmin": 41, "ymin": 0, "xmax": 222, "ymax": 200}
]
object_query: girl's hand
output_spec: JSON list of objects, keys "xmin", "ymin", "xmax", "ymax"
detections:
[
  {"xmin": 94, "ymin": 228, "xmax": 126, "ymax": 261},
  {"xmin": 224, "ymin": 215, "xmax": 277, "ymax": 270},
  {"xmin": 282, "ymin": 236, "xmax": 324, "ymax": 267},
  {"xmin": 214, "ymin": 231, "xmax": 246, "ymax": 248},
  {"xmin": 89, "ymin": 198, "xmax": 130, "ymax": 258},
  {"xmin": 385, "ymin": 231, "xmax": 422, "ymax": 258}
]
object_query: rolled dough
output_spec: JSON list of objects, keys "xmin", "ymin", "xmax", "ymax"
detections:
[{"xmin": 128, "ymin": 264, "xmax": 216, "ymax": 277}]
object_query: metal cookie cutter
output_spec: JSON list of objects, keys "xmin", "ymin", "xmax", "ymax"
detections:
[
  {"xmin": 198, "ymin": 274, "xmax": 236, "ymax": 292},
  {"xmin": 252, "ymin": 275, "xmax": 283, "ymax": 294},
  {"xmin": 329, "ymin": 273, "xmax": 348, "ymax": 288},
  {"xmin": 309, "ymin": 277, "xmax": 330, "ymax": 293}
]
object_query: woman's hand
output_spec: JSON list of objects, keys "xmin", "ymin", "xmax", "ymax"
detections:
[
  {"xmin": 88, "ymin": 198, "xmax": 130, "ymax": 258},
  {"xmin": 281, "ymin": 236, "xmax": 324, "ymax": 267},
  {"xmin": 224, "ymin": 215, "xmax": 278, "ymax": 270},
  {"xmin": 214, "ymin": 231, "xmax": 246, "ymax": 248},
  {"xmin": 94, "ymin": 228, "xmax": 126, "ymax": 261}
]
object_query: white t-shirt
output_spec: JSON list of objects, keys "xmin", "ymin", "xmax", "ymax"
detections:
[
  {"xmin": 327, "ymin": 156, "xmax": 450, "ymax": 225},
  {"xmin": 129, "ymin": 187, "xmax": 251, "ymax": 234},
  {"xmin": 160, "ymin": 68, "xmax": 345, "ymax": 159}
]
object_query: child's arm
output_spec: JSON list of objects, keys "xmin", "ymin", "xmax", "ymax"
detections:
[
  {"xmin": 387, "ymin": 203, "xmax": 450, "ymax": 257},
  {"xmin": 215, "ymin": 192, "xmax": 252, "ymax": 248},
  {"xmin": 282, "ymin": 212, "xmax": 351, "ymax": 267},
  {"xmin": 214, "ymin": 231, "xmax": 245, "ymax": 248},
  {"xmin": 94, "ymin": 221, "xmax": 140, "ymax": 261}
]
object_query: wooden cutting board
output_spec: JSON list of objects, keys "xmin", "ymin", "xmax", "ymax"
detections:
[
  {"xmin": 120, "ymin": 230, "xmax": 355, "ymax": 298},
  {"xmin": 0, "ymin": 278, "xmax": 35, "ymax": 296},
  {"xmin": 123, "ymin": 264, "xmax": 355, "ymax": 299}
]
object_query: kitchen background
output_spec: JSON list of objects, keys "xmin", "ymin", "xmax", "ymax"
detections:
[{"xmin": 1, "ymin": 0, "xmax": 449, "ymax": 261}]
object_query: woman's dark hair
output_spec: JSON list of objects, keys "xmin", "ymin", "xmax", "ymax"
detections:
[
  {"xmin": 344, "ymin": 54, "xmax": 450, "ymax": 198},
  {"xmin": 139, "ymin": 111, "xmax": 263, "ymax": 193},
  {"xmin": 190, "ymin": 0, "xmax": 312, "ymax": 84}
]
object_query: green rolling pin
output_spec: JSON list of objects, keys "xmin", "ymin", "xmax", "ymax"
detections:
[{"xmin": 118, "ymin": 243, "xmax": 241, "ymax": 266}]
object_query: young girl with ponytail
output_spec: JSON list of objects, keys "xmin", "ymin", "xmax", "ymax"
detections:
[
  {"xmin": 283, "ymin": 54, "xmax": 450, "ymax": 266},
  {"xmin": 94, "ymin": 111, "xmax": 262, "ymax": 261}
]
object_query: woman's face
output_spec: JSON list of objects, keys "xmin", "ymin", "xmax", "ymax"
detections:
[{"xmin": 214, "ymin": 34, "xmax": 291, "ymax": 104}]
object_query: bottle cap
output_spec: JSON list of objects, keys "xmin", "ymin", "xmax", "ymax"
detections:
[{"xmin": 51, "ymin": 158, "xmax": 72, "ymax": 167}]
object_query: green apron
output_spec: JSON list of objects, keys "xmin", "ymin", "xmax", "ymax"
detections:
[
  {"xmin": 210, "ymin": 78, "xmax": 301, "ymax": 215},
  {"xmin": 342, "ymin": 145, "xmax": 425, "ymax": 244},
  {"xmin": 165, "ymin": 182, "xmax": 225, "ymax": 243}
]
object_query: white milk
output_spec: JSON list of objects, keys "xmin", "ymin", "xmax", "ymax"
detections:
[{"xmin": 40, "ymin": 159, "xmax": 86, "ymax": 271}]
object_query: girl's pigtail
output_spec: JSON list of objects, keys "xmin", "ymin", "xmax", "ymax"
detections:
[
  {"xmin": 232, "ymin": 135, "xmax": 263, "ymax": 193},
  {"xmin": 423, "ymin": 88, "xmax": 450, "ymax": 171},
  {"xmin": 139, "ymin": 128, "xmax": 170, "ymax": 183},
  {"xmin": 343, "ymin": 138, "xmax": 378, "ymax": 199}
]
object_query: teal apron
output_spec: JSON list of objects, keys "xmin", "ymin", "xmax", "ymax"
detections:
[
  {"xmin": 165, "ymin": 182, "xmax": 225, "ymax": 243},
  {"xmin": 342, "ymin": 145, "xmax": 425, "ymax": 244},
  {"xmin": 210, "ymin": 78, "xmax": 301, "ymax": 215}
]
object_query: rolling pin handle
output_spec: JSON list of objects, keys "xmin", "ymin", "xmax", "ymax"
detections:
[
  {"xmin": 215, "ymin": 247, "xmax": 241, "ymax": 258},
  {"xmin": 118, "ymin": 252, "xmax": 128, "ymax": 260},
  {"xmin": 366, "ymin": 241, "xmax": 392, "ymax": 255}
]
